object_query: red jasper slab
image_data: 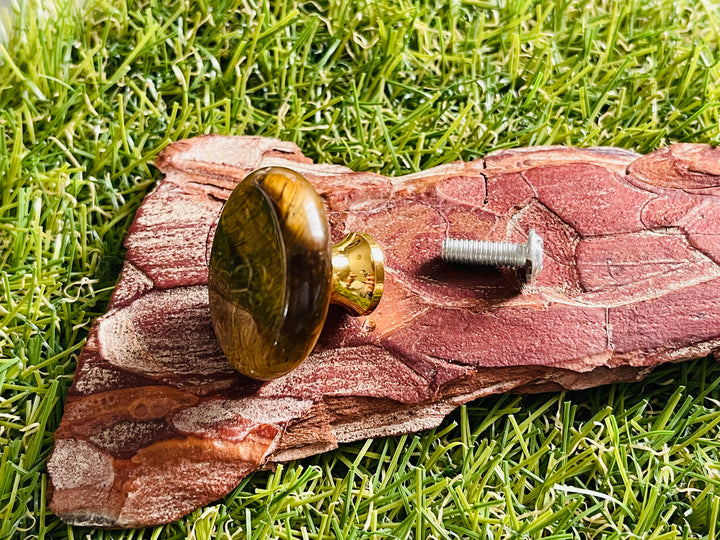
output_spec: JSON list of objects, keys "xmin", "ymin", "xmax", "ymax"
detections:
[{"xmin": 48, "ymin": 137, "xmax": 720, "ymax": 527}]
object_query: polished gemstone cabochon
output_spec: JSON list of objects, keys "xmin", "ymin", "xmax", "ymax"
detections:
[{"xmin": 208, "ymin": 167, "xmax": 333, "ymax": 380}]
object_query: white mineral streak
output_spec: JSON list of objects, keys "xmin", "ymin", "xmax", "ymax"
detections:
[
  {"xmin": 390, "ymin": 160, "xmax": 485, "ymax": 194},
  {"xmin": 72, "ymin": 364, "xmax": 119, "ymax": 395},
  {"xmin": 445, "ymin": 378, "xmax": 532, "ymax": 406},
  {"xmin": 127, "ymin": 226, "xmax": 207, "ymax": 272},
  {"xmin": 47, "ymin": 439, "xmax": 114, "ymax": 491},
  {"xmin": 258, "ymin": 157, "xmax": 351, "ymax": 176},
  {"xmin": 97, "ymin": 286, "xmax": 233, "ymax": 377},
  {"xmin": 89, "ymin": 420, "xmax": 159, "ymax": 455},
  {"xmin": 134, "ymin": 194, "xmax": 213, "ymax": 229},
  {"xmin": 620, "ymin": 337, "xmax": 720, "ymax": 367},
  {"xmin": 172, "ymin": 396, "xmax": 314, "ymax": 434},
  {"xmin": 484, "ymin": 145, "xmax": 640, "ymax": 174},
  {"xmin": 332, "ymin": 402, "xmax": 456, "ymax": 443},
  {"xmin": 111, "ymin": 262, "xmax": 154, "ymax": 306},
  {"xmin": 174, "ymin": 136, "xmax": 299, "ymax": 169}
]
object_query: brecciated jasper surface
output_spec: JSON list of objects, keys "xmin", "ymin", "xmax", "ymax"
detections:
[{"xmin": 48, "ymin": 137, "xmax": 720, "ymax": 528}]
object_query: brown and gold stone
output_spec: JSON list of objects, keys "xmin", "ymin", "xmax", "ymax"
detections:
[{"xmin": 209, "ymin": 167, "xmax": 384, "ymax": 380}]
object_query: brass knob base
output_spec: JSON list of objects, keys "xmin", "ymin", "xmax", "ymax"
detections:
[{"xmin": 331, "ymin": 232, "xmax": 384, "ymax": 316}]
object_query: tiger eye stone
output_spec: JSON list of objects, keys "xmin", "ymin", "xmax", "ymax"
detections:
[{"xmin": 208, "ymin": 167, "xmax": 332, "ymax": 380}]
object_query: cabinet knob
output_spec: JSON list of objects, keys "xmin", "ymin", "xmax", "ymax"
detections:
[{"xmin": 209, "ymin": 167, "xmax": 384, "ymax": 380}]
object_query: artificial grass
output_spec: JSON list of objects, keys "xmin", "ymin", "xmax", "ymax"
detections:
[{"xmin": 1, "ymin": 0, "xmax": 720, "ymax": 537}]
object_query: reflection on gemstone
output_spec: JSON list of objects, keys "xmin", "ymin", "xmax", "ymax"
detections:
[{"xmin": 209, "ymin": 167, "xmax": 332, "ymax": 380}]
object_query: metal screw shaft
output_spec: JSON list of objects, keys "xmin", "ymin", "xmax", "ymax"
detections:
[{"xmin": 441, "ymin": 229, "xmax": 544, "ymax": 282}]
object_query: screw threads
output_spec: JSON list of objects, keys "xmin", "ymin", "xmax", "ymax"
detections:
[
  {"xmin": 442, "ymin": 238, "xmax": 526, "ymax": 266},
  {"xmin": 441, "ymin": 229, "xmax": 544, "ymax": 282}
]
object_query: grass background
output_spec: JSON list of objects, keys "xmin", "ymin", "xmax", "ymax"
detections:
[{"xmin": 1, "ymin": 0, "xmax": 720, "ymax": 537}]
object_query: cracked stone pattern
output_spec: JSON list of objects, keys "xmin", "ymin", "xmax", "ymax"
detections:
[{"xmin": 48, "ymin": 137, "xmax": 720, "ymax": 528}]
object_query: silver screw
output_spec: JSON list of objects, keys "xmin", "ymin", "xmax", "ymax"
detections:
[{"xmin": 441, "ymin": 229, "xmax": 544, "ymax": 282}]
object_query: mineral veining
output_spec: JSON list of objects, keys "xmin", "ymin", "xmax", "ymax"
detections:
[{"xmin": 48, "ymin": 137, "xmax": 720, "ymax": 527}]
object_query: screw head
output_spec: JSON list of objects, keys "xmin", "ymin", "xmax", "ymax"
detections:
[{"xmin": 525, "ymin": 229, "xmax": 544, "ymax": 282}]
